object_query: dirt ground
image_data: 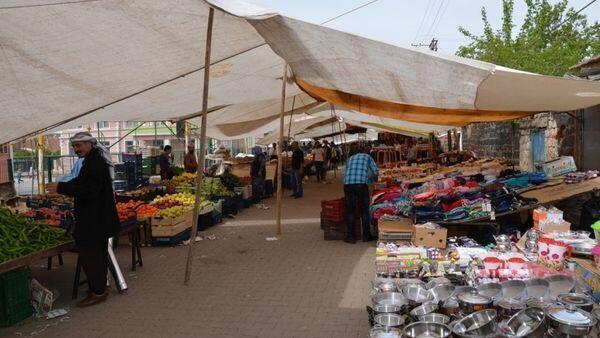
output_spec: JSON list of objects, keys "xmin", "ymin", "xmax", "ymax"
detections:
[{"xmin": 1, "ymin": 173, "xmax": 374, "ymax": 337}]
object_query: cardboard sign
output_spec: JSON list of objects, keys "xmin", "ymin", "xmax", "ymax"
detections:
[{"xmin": 412, "ymin": 226, "xmax": 448, "ymax": 249}]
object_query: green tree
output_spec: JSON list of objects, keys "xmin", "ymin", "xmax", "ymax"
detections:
[{"xmin": 457, "ymin": 0, "xmax": 600, "ymax": 76}]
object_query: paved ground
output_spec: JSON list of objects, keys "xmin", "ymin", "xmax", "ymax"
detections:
[{"xmin": 1, "ymin": 174, "xmax": 374, "ymax": 337}]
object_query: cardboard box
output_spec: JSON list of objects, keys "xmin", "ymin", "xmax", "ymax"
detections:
[
  {"xmin": 151, "ymin": 220, "xmax": 192, "ymax": 237},
  {"xmin": 378, "ymin": 218, "xmax": 414, "ymax": 233},
  {"xmin": 542, "ymin": 156, "xmax": 577, "ymax": 177},
  {"xmin": 412, "ymin": 225, "xmax": 448, "ymax": 249},
  {"xmin": 540, "ymin": 220, "xmax": 571, "ymax": 233}
]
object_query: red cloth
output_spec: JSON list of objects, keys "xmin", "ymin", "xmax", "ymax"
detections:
[{"xmin": 441, "ymin": 199, "xmax": 463, "ymax": 212}]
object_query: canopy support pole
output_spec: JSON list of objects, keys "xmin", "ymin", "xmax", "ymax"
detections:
[
  {"xmin": 184, "ymin": 7, "xmax": 214, "ymax": 286},
  {"xmin": 37, "ymin": 135, "xmax": 45, "ymax": 195},
  {"xmin": 275, "ymin": 63, "xmax": 288, "ymax": 236}
]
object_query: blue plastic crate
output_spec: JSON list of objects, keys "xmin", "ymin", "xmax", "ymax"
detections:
[{"xmin": 151, "ymin": 228, "xmax": 191, "ymax": 246}]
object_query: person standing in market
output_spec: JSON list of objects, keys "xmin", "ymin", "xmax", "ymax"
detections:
[
  {"xmin": 159, "ymin": 145, "xmax": 174, "ymax": 179},
  {"xmin": 250, "ymin": 145, "xmax": 267, "ymax": 201},
  {"xmin": 312, "ymin": 143, "xmax": 326, "ymax": 183},
  {"xmin": 183, "ymin": 144, "xmax": 198, "ymax": 174},
  {"xmin": 343, "ymin": 147, "xmax": 378, "ymax": 244},
  {"xmin": 290, "ymin": 141, "xmax": 304, "ymax": 198},
  {"xmin": 46, "ymin": 132, "xmax": 120, "ymax": 307}
]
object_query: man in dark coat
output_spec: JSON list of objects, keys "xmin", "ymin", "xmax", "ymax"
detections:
[{"xmin": 47, "ymin": 132, "xmax": 120, "ymax": 307}]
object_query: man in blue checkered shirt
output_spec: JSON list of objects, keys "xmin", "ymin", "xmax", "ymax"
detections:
[{"xmin": 343, "ymin": 147, "xmax": 378, "ymax": 243}]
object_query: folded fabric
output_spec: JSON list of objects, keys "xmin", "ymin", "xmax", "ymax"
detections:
[
  {"xmin": 415, "ymin": 211, "xmax": 445, "ymax": 223},
  {"xmin": 444, "ymin": 207, "xmax": 469, "ymax": 221},
  {"xmin": 441, "ymin": 199, "xmax": 463, "ymax": 212},
  {"xmin": 413, "ymin": 190, "xmax": 436, "ymax": 202},
  {"xmin": 528, "ymin": 172, "xmax": 547, "ymax": 185},
  {"xmin": 453, "ymin": 176, "xmax": 467, "ymax": 186},
  {"xmin": 373, "ymin": 206, "xmax": 397, "ymax": 220},
  {"xmin": 463, "ymin": 197, "xmax": 484, "ymax": 207}
]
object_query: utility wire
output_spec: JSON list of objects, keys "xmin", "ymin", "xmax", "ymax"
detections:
[
  {"xmin": 553, "ymin": 0, "xmax": 597, "ymax": 30},
  {"xmin": 413, "ymin": 0, "xmax": 433, "ymax": 43},
  {"xmin": 423, "ymin": 0, "xmax": 446, "ymax": 43},
  {"xmin": 430, "ymin": 0, "xmax": 450, "ymax": 40},
  {"xmin": 0, "ymin": 0, "xmax": 101, "ymax": 10},
  {"xmin": 321, "ymin": 0, "xmax": 380, "ymax": 25}
]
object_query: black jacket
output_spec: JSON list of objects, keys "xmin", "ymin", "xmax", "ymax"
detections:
[{"xmin": 57, "ymin": 148, "xmax": 120, "ymax": 246}]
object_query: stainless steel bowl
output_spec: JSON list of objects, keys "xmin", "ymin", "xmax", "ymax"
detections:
[
  {"xmin": 452, "ymin": 309, "xmax": 498, "ymax": 337},
  {"xmin": 499, "ymin": 307, "xmax": 547, "ymax": 337},
  {"xmin": 410, "ymin": 302, "xmax": 438, "ymax": 318},
  {"xmin": 557, "ymin": 293, "xmax": 594, "ymax": 313},
  {"xmin": 374, "ymin": 313, "xmax": 405, "ymax": 329},
  {"xmin": 403, "ymin": 321, "xmax": 452, "ymax": 338},
  {"xmin": 372, "ymin": 292, "xmax": 409, "ymax": 307},
  {"xmin": 501, "ymin": 280, "xmax": 527, "ymax": 301},
  {"xmin": 374, "ymin": 280, "xmax": 398, "ymax": 293},
  {"xmin": 372, "ymin": 304, "xmax": 402, "ymax": 315},
  {"xmin": 403, "ymin": 284, "xmax": 434, "ymax": 305},
  {"xmin": 425, "ymin": 277, "xmax": 452, "ymax": 290},
  {"xmin": 476, "ymin": 282, "xmax": 502, "ymax": 301},
  {"xmin": 544, "ymin": 274, "xmax": 575, "ymax": 299},
  {"xmin": 524, "ymin": 278, "xmax": 549, "ymax": 300},
  {"xmin": 418, "ymin": 313, "xmax": 450, "ymax": 324},
  {"xmin": 429, "ymin": 284, "xmax": 455, "ymax": 303}
]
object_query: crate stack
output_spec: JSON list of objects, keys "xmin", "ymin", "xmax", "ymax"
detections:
[
  {"xmin": 1, "ymin": 267, "xmax": 32, "ymax": 327},
  {"xmin": 121, "ymin": 153, "xmax": 143, "ymax": 190},
  {"xmin": 113, "ymin": 163, "xmax": 128, "ymax": 192},
  {"xmin": 151, "ymin": 211, "xmax": 194, "ymax": 246},
  {"xmin": 321, "ymin": 198, "xmax": 362, "ymax": 240},
  {"xmin": 142, "ymin": 155, "xmax": 159, "ymax": 176}
]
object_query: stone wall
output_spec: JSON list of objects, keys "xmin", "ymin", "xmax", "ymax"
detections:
[
  {"xmin": 462, "ymin": 112, "xmax": 575, "ymax": 171},
  {"xmin": 461, "ymin": 121, "xmax": 518, "ymax": 163}
]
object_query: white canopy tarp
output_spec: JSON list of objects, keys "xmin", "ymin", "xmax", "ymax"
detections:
[{"xmin": 2, "ymin": 0, "xmax": 600, "ymax": 144}]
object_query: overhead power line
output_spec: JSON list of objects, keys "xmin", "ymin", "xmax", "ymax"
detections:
[
  {"xmin": 321, "ymin": 0, "xmax": 380, "ymax": 25},
  {"xmin": 423, "ymin": 0, "xmax": 445, "ymax": 43},
  {"xmin": 553, "ymin": 0, "xmax": 597, "ymax": 30},
  {"xmin": 413, "ymin": 0, "xmax": 434, "ymax": 43}
]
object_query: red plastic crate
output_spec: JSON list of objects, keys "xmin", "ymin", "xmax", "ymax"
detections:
[
  {"xmin": 323, "ymin": 219, "xmax": 362, "ymax": 241},
  {"xmin": 321, "ymin": 198, "xmax": 361, "ymax": 222}
]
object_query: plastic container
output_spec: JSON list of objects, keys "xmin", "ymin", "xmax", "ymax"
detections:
[
  {"xmin": 592, "ymin": 246, "xmax": 600, "ymax": 269},
  {"xmin": 0, "ymin": 267, "xmax": 33, "ymax": 327}
]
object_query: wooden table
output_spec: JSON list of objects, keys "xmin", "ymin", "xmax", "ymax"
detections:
[
  {"xmin": 521, "ymin": 177, "xmax": 600, "ymax": 205},
  {"xmin": 0, "ymin": 241, "xmax": 76, "ymax": 274}
]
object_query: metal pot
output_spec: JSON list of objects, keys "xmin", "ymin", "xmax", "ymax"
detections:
[
  {"xmin": 457, "ymin": 289, "xmax": 494, "ymax": 315},
  {"xmin": 374, "ymin": 280, "xmax": 398, "ymax": 293},
  {"xmin": 452, "ymin": 309, "xmax": 498, "ymax": 337},
  {"xmin": 403, "ymin": 321, "xmax": 452, "ymax": 338},
  {"xmin": 545, "ymin": 305, "xmax": 597, "ymax": 337},
  {"xmin": 499, "ymin": 307, "xmax": 547, "ymax": 337},
  {"xmin": 429, "ymin": 284, "xmax": 455, "ymax": 304},
  {"xmin": 524, "ymin": 278, "xmax": 549, "ymax": 301},
  {"xmin": 525, "ymin": 298, "xmax": 551, "ymax": 310},
  {"xmin": 372, "ymin": 304, "xmax": 402, "ymax": 315},
  {"xmin": 497, "ymin": 299, "xmax": 526, "ymax": 321},
  {"xmin": 544, "ymin": 274, "xmax": 575, "ymax": 299},
  {"xmin": 501, "ymin": 280, "xmax": 527, "ymax": 301},
  {"xmin": 425, "ymin": 277, "xmax": 452, "ymax": 290},
  {"xmin": 476, "ymin": 282, "xmax": 502, "ymax": 301},
  {"xmin": 409, "ymin": 302, "xmax": 438, "ymax": 319},
  {"xmin": 368, "ymin": 326, "xmax": 401, "ymax": 338},
  {"xmin": 373, "ymin": 292, "xmax": 409, "ymax": 308},
  {"xmin": 374, "ymin": 313, "xmax": 405, "ymax": 329},
  {"xmin": 556, "ymin": 293, "xmax": 594, "ymax": 313},
  {"xmin": 418, "ymin": 313, "xmax": 450, "ymax": 325},
  {"xmin": 402, "ymin": 284, "xmax": 434, "ymax": 307},
  {"xmin": 440, "ymin": 298, "xmax": 460, "ymax": 317}
]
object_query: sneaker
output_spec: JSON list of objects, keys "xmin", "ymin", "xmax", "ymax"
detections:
[{"xmin": 77, "ymin": 288, "xmax": 108, "ymax": 307}]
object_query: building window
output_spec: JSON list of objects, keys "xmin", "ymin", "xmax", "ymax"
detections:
[
  {"xmin": 152, "ymin": 140, "xmax": 164, "ymax": 148},
  {"xmin": 126, "ymin": 121, "xmax": 141, "ymax": 128},
  {"xmin": 125, "ymin": 140, "xmax": 135, "ymax": 152},
  {"xmin": 98, "ymin": 121, "xmax": 110, "ymax": 129}
]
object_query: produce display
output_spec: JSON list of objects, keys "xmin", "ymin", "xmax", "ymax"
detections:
[
  {"xmin": 220, "ymin": 172, "xmax": 244, "ymax": 191},
  {"xmin": 201, "ymin": 177, "xmax": 234, "ymax": 198},
  {"xmin": 156, "ymin": 205, "xmax": 194, "ymax": 219},
  {"xmin": 0, "ymin": 208, "xmax": 72, "ymax": 263},
  {"xmin": 116, "ymin": 201, "xmax": 138, "ymax": 222},
  {"xmin": 21, "ymin": 208, "xmax": 71, "ymax": 227},
  {"xmin": 27, "ymin": 193, "xmax": 74, "ymax": 209},
  {"xmin": 117, "ymin": 186, "xmax": 165, "ymax": 200},
  {"xmin": 135, "ymin": 204, "xmax": 159, "ymax": 218},
  {"xmin": 163, "ymin": 172, "xmax": 197, "ymax": 194}
]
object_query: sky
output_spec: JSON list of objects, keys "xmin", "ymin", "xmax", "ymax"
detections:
[{"xmin": 259, "ymin": 0, "xmax": 599, "ymax": 55}]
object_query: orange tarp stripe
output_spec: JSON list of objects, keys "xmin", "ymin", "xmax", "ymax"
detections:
[{"xmin": 295, "ymin": 77, "xmax": 536, "ymax": 126}]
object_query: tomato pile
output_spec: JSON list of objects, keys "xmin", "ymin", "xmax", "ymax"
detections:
[
  {"xmin": 135, "ymin": 204, "xmax": 158, "ymax": 218},
  {"xmin": 116, "ymin": 201, "xmax": 138, "ymax": 222}
]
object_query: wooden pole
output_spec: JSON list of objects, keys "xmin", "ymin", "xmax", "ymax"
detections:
[
  {"xmin": 184, "ymin": 7, "xmax": 214, "ymax": 286},
  {"xmin": 275, "ymin": 63, "xmax": 288, "ymax": 236}
]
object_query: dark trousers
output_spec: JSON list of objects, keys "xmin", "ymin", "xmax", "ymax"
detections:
[
  {"xmin": 344, "ymin": 184, "xmax": 371, "ymax": 240},
  {"xmin": 79, "ymin": 238, "xmax": 109, "ymax": 294},
  {"xmin": 315, "ymin": 161, "xmax": 324, "ymax": 181},
  {"xmin": 291, "ymin": 169, "xmax": 303, "ymax": 197}
]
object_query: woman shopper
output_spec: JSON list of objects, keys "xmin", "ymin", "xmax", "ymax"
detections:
[
  {"xmin": 250, "ymin": 145, "xmax": 267, "ymax": 200},
  {"xmin": 312, "ymin": 143, "xmax": 326, "ymax": 182},
  {"xmin": 46, "ymin": 132, "xmax": 120, "ymax": 307}
]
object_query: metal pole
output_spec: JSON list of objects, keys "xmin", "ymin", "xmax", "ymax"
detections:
[
  {"xmin": 184, "ymin": 7, "xmax": 214, "ymax": 286},
  {"xmin": 37, "ymin": 135, "xmax": 45, "ymax": 195},
  {"xmin": 276, "ymin": 64, "xmax": 288, "ymax": 236}
]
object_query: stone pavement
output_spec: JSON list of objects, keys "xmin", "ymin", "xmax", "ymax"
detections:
[{"xmin": 1, "ymin": 175, "xmax": 374, "ymax": 337}]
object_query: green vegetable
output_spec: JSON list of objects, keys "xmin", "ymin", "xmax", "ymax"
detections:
[{"xmin": 0, "ymin": 208, "xmax": 72, "ymax": 264}]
